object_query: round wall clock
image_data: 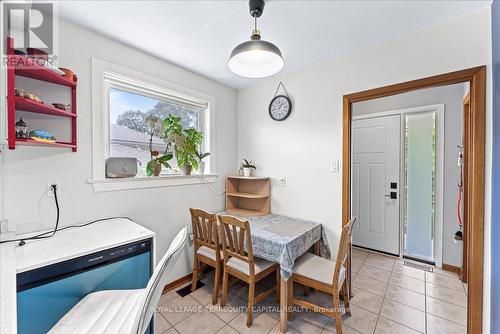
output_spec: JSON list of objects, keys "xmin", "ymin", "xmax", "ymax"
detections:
[{"xmin": 269, "ymin": 95, "xmax": 292, "ymax": 121}]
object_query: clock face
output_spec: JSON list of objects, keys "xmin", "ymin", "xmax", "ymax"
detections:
[{"xmin": 269, "ymin": 95, "xmax": 292, "ymax": 121}]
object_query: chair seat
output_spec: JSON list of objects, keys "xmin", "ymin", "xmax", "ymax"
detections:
[
  {"xmin": 293, "ymin": 253, "xmax": 346, "ymax": 288},
  {"xmin": 49, "ymin": 289, "xmax": 145, "ymax": 334},
  {"xmin": 197, "ymin": 245, "xmax": 223, "ymax": 261},
  {"xmin": 227, "ymin": 256, "xmax": 275, "ymax": 276}
]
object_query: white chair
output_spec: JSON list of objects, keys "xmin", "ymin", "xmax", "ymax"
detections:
[{"xmin": 49, "ymin": 227, "xmax": 188, "ymax": 334}]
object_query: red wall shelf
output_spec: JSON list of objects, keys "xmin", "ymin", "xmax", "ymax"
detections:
[
  {"xmin": 11, "ymin": 55, "xmax": 76, "ymax": 88},
  {"xmin": 15, "ymin": 139, "xmax": 77, "ymax": 149},
  {"xmin": 15, "ymin": 97, "xmax": 76, "ymax": 118},
  {"xmin": 6, "ymin": 37, "xmax": 77, "ymax": 152}
]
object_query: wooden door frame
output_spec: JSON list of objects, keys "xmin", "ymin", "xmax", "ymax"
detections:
[
  {"xmin": 342, "ymin": 66, "xmax": 486, "ymax": 333},
  {"xmin": 462, "ymin": 92, "xmax": 471, "ymax": 283}
]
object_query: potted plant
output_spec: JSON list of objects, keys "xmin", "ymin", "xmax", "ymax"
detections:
[
  {"xmin": 176, "ymin": 128, "xmax": 204, "ymax": 175},
  {"xmin": 196, "ymin": 150, "xmax": 210, "ymax": 176},
  {"xmin": 240, "ymin": 159, "xmax": 256, "ymax": 177},
  {"xmin": 145, "ymin": 115, "xmax": 173, "ymax": 177},
  {"xmin": 162, "ymin": 115, "xmax": 204, "ymax": 176},
  {"xmin": 147, "ymin": 151, "xmax": 173, "ymax": 176}
]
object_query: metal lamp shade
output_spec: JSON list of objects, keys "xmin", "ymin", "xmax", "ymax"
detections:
[{"xmin": 228, "ymin": 39, "xmax": 284, "ymax": 78}]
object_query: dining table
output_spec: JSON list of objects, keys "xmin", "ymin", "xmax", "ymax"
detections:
[{"xmin": 219, "ymin": 212, "xmax": 331, "ymax": 333}]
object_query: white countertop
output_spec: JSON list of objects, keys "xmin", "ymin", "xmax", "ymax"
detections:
[
  {"xmin": 15, "ymin": 218, "xmax": 155, "ymax": 273},
  {"xmin": 0, "ymin": 218, "xmax": 155, "ymax": 333}
]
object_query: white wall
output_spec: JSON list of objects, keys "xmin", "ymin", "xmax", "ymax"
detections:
[
  {"xmin": 237, "ymin": 7, "xmax": 492, "ymax": 330},
  {"xmin": 0, "ymin": 19, "xmax": 238, "ymax": 282},
  {"xmin": 352, "ymin": 83, "xmax": 467, "ymax": 267}
]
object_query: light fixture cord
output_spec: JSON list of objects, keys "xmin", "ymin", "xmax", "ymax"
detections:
[{"xmin": 254, "ymin": 16, "xmax": 257, "ymax": 31}]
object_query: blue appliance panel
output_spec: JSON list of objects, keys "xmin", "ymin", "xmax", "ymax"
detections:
[{"xmin": 17, "ymin": 239, "xmax": 152, "ymax": 334}]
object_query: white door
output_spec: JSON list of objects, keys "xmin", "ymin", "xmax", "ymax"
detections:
[{"xmin": 351, "ymin": 115, "xmax": 400, "ymax": 255}]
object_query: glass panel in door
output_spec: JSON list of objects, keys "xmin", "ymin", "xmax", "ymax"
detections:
[{"xmin": 403, "ymin": 112, "xmax": 436, "ymax": 261}]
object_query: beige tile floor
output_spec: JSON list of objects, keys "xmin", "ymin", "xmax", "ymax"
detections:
[
  {"xmin": 350, "ymin": 247, "xmax": 468, "ymax": 334},
  {"xmin": 154, "ymin": 248, "xmax": 468, "ymax": 334}
]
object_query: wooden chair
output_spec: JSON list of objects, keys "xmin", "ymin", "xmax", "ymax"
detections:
[
  {"xmin": 218, "ymin": 215, "xmax": 280, "ymax": 327},
  {"xmin": 288, "ymin": 217, "xmax": 356, "ymax": 334},
  {"xmin": 190, "ymin": 208, "xmax": 223, "ymax": 305}
]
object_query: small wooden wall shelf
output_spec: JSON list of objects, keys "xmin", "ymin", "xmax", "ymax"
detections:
[{"xmin": 226, "ymin": 176, "xmax": 270, "ymax": 216}]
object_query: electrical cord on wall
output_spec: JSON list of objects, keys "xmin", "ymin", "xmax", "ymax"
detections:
[
  {"xmin": 4, "ymin": 184, "xmax": 60, "ymax": 247},
  {"xmin": 0, "ymin": 184, "xmax": 133, "ymax": 246},
  {"xmin": 199, "ymin": 175, "xmax": 226, "ymax": 196}
]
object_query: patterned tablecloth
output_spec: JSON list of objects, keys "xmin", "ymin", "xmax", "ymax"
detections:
[{"xmin": 219, "ymin": 213, "xmax": 330, "ymax": 279}]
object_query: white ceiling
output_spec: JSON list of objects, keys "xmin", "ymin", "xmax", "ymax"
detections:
[{"xmin": 53, "ymin": 0, "xmax": 490, "ymax": 89}]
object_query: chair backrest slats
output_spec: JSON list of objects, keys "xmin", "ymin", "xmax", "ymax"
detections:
[
  {"xmin": 218, "ymin": 215, "xmax": 255, "ymax": 275},
  {"xmin": 190, "ymin": 209, "xmax": 219, "ymax": 260},
  {"xmin": 332, "ymin": 217, "xmax": 356, "ymax": 290},
  {"xmin": 238, "ymin": 226, "xmax": 245, "ymax": 255},
  {"xmin": 232, "ymin": 225, "xmax": 239, "ymax": 253}
]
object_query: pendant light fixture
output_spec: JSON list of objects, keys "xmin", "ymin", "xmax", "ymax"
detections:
[{"xmin": 228, "ymin": 0, "xmax": 284, "ymax": 78}]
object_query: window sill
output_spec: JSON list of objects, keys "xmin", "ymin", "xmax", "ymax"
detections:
[{"xmin": 87, "ymin": 174, "xmax": 218, "ymax": 193}]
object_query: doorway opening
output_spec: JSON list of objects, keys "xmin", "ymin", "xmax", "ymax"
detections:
[
  {"xmin": 350, "ymin": 93, "xmax": 456, "ymax": 267},
  {"xmin": 343, "ymin": 67, "xmax": 486, "ymax": 333}
]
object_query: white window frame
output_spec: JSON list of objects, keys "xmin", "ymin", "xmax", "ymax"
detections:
[{"xmin": 89, "ymin": 57, "xmax": 217, "ymax": 192}]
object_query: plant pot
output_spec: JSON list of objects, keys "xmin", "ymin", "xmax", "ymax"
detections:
[
  {"xmin": 179, "ymin": 165, "xmax": 192, "ymax": 176},
  {"xmin": 153, "ymin": 163, "xmax": 162, "ymax": 176},
  {"xmin": 199, "ymin": 161, "xmax": 206, "ymax": 176},
  {"xmin": 242, "ymin": 167, "xmax": 254, "ymax": 177}
]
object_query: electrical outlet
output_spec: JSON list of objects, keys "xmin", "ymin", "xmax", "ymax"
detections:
[
  {"xmin": 273, "ymin": 177, "xmax": 287, "ymax": 187},
  {"xmin": 47, "ymin": 182, "xmax": 61, "ymax": 198}
]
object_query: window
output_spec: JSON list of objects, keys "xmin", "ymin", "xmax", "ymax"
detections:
[
  {"xmin": 90, "ymin": 57, "xmax": 216, "ymax": 191},
  {"xmin": 104, "ymin": 71, "xmax": 209, "ymax": 177},
  {"xmin": 108, "ymin": 87, "xmax": 203, "ymax": 175}
]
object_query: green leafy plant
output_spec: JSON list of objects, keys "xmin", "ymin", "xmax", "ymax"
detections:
[
  {"xmin": 145, "ymin": 115, "xmax": 173, "ymax": 177},
  {"xmin": 196, "ymin": 150, "xmax": 210, "ymax": 162},
  {"xmin": 163, "ymin": 114, "xmax": 183, "ymax": 150},
  {"xmin": 161, "ymin": 114, "xmax": 205, "ymax": 171},
  {"xmin": 146, "ymin": 152, "xmax": 173, "ymax": 177},
  {"xmin": 241, "ymin": 159, "xmax": 256, "ymax": 169},
  {"xmin": 175, "ymin": 128, "xmax": 204, "ymax": 169}
]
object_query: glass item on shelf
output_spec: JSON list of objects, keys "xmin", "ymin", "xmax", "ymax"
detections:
[
  {"xmin": 15, "ymin": 118, "xmax": 29, "ymax": 139},
  {"xmin": 29, "ymin": 129, "xmax": 56, "ymax": 143}
]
